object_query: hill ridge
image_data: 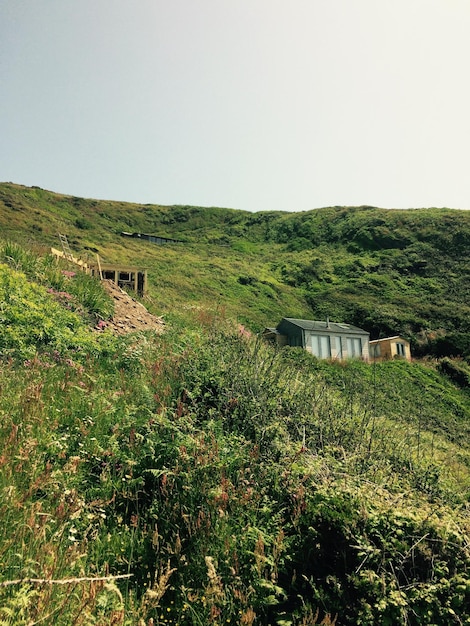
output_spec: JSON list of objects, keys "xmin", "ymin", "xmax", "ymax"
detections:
[{"xmin": 1, "ymin": 182, "xmax": 469, "ymax": 358}]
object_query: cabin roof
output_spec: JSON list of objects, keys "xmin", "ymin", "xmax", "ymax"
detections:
[{"xmin": 279, "ymin": 318, "xmax": 368, "ymax": 335}]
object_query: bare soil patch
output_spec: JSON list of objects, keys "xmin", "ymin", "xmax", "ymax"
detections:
[{"xmin": 98, "ymin": 280, "xmax": 165, "ymax": 335}]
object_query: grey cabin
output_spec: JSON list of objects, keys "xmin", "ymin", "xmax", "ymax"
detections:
[{"xmin": 263, "ymin": 318, "xmax": 370, "ymax": 361}]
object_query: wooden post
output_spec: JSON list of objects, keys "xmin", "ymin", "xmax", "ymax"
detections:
[{"xmin": 96, "ymin": 254, "xmax": 103, "ymax": 280}]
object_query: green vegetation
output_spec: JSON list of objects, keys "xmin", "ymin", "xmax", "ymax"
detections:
[
  {"xmin": 0, "ymin": 188, "xmax": 469, "ymax": 623},
  {"xmin": 0, "ymin": 243, "xmax": 115, "ymax": 360},
  {"xmin": 0, "ymin": 183, "xmax": 469, "ymax": 357}
]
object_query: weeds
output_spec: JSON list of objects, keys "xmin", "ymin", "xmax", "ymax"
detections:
[
  {"xmin": 0, "ymin": 244, "xmax": 469, "ymax": 624},
  {"xmin": 0, "ymin": 241, "xmax": 114, "ymax": 323}
]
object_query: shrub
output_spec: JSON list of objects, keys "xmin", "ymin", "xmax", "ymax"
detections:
[
  {"xmin": 0, "ymin": 264, "xmax": 114, "ymax": 360},
  {"xmin": 0, "ymin": 241, "xmax": 114, "ymax": 322}
]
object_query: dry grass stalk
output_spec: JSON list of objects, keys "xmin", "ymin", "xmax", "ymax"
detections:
[
  {"xmin": 204, "ymin": 555, "xmax": 225, "ymax": 602},
  {"xmin": 0, "ymin": 574, "xmax": 133, "ymax": 588},
  {"xmin": 142, "ymin": 560, "xmax": 176, "ymax": 611}
]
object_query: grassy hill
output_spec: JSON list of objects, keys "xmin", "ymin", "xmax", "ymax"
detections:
[
  {"xmin": 0, "ymin": 184, "xmax": 469, "ymax": 624},
  {"xmin": 1, "ymin": 182, "xmax": 469, "ymax": 357}
]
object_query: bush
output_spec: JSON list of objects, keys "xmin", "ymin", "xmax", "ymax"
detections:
[
  {"xmin": 0, "ymin": 264, "xmax": 114, "ymax": 360},
  {"xmin": 438, "ymin": 358, "xmax": 470, "ymax": 388},
  {"xmin": 0, "ymin": 241, "xmax": 114, "ymax": 322}
]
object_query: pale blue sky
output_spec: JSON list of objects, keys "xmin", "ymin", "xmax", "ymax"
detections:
[{"xmin": 1, "ymin": 0, "xmax": 470, "ymax": 212}]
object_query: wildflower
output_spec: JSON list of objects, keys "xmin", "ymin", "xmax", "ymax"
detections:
[{"xmin": 238, "ymin": 324, "xmax": 252, "ymax": 338}]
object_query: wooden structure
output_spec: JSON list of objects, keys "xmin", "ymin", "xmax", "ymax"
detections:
[
  {"xmin": 88, "ymin": 263, "xmax": 148, "ymax": 297},
  {"xmin": 51, "ymin": 235, "xmax": 148, "ymax": 296},
  {"xmin": 120, "ymin": 232, "xmax": 182, "ymax": 245},
  {"xmin": 50, "ymin": 246, "xmax": 89, "ymax": 271},
  {"xmin": 264, "ymin": 318, "xmax": 370, "ymax": 361},
  {"xmin": 369, "ymin": 336, "xmax": 411, "ymax": 361}
]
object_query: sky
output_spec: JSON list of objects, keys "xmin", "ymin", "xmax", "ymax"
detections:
[{"xmin": 1, "ymin": 0, "xmax": 470, "ymax": 213}]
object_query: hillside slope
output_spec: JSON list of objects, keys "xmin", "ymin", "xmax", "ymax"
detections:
[
  {"xmin": 1, "ymin": 183, "xmax": 469, "ymax": 359},
  {"xmin": 0, "ymin": 237, "xmax": 469, "ymax": 623}
]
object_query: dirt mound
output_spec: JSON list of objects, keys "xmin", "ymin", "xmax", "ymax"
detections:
[{"xmin": 98, "ymin": 280, "xmax": 165, "ymax": 335}]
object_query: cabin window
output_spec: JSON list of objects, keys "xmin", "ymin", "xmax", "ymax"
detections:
[
  {"xmin": 346, "ymin": 337, "xmax": 362, "ymax": 358},
  {"xmin": 330, "ymin": 336, "xmax": 343, "ymax": 359},
  {"xmin": 396, "ymin": 342, "xmax": 406, "ymax": 357},
  {"xmin": 371, "ymin": 343, "xmax": 381, "ymax": 357},
  {"xmin": 311, "ymin": 335, "xmax": 331, "ymax": 358},
  {"xmin": 330, "ymin": 336, "xmax": 345, "ymax": 359}
]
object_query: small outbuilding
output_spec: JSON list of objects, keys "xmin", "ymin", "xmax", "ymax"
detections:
[
  {"xmin": 51, "ymin": 237, "xmax": 148, "ymax": 296},
  {"xmin": 369, "ymin": 336, "xmax": 411, "ymax": 361},
  {"xmin": 263, "ymin": 318, "xmax": 370, "ymax": 361},
  {"xmin": 88, "ymin": 263, "xmax": 148, "ymax": 297},
  {"xmin": 120, "ymin": 232, "xmax": 182, "ymax": 245}
]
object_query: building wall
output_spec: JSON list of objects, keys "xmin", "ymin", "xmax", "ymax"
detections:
[
  {"xmin": 277, "ymin": 320, "xmax": 305, "ymax": 347},
  {"xmin": 304, "ymin": 331, "xmax": 369, "ymax": 360},
  {"xmin": 262, "ymin": 331, "xmax": 288, "ymax": 347},
  {"xmin": 272, "ymin": 320, "xmax": 370, "ymax": 361},
  {"xmin": 370, "ymin": 338, "xmax": 411, "ymax": 361}
]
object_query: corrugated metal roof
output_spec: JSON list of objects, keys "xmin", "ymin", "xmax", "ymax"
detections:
[{"xmin": 280, "ymin": 318, "xmax": 368, "ymax": 335}]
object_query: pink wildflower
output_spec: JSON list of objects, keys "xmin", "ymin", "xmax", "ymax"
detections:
[{"xmin": 238, "ymin": 324, "xmax": 252, "ymax": 338}]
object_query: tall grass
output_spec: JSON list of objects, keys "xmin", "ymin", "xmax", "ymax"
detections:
[
  {"xmin": 0, "ymin": 244, "xmax": 469, "ymax": 624},
  {"xmin": 0, "ymin": 241, "xmax": 114, "ymax": 322}
]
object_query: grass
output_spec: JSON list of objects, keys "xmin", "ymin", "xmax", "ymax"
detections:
[
  {"xmin": 0, "ymin": 198, "xmax": 469, "ymax": 623},
  {"xmin": 1, "ymin": 182, "xmax": 469, "ymax": 353},
  {"xmin": 0, "ymin": 312, "xmax": 469, "ymax": 623}
]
